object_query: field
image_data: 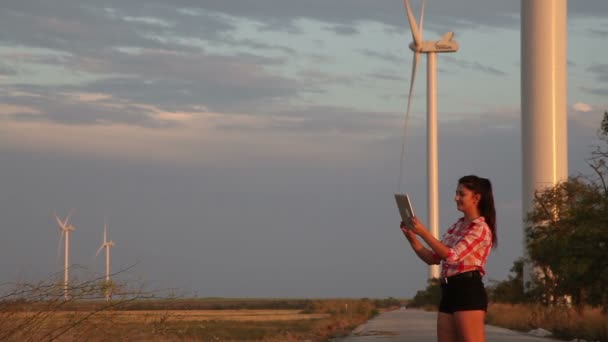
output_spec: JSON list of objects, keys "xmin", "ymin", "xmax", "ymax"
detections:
[
  {"xmin": 0, "ymin": 298, "xmax": 402, "ymax": 341},
  {"xmin": 487, "ymin": 303, "xmax": 608, "ymax": 342}
]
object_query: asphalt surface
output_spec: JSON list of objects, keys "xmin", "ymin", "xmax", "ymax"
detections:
[{"xmin": 335, "ymin": 308, "xmax": 559, "ymax": 342}]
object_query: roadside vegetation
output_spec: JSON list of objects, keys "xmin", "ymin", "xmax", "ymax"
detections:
[
  {"xmin": 406, "ymin": 111, "xmax": 608, "ymax": 342},
  {"xmin": 0, "ymin": 272, "xmax": 402, "ymax": 342}
]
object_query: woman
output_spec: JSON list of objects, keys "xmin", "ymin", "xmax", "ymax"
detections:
[{"xmin": 401, "ymin": 175, "xmax": 496, "ymax": 342}]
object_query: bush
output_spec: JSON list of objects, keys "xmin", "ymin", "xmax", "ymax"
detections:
[
  {"xmin": 406, "ymin": 279, "xmax": 441, "ymax": 310},
  {"xmin": 487, "ymin": 258, "xmax": 532, "ymax": 304},
  {"xmin": 373, "ymin": 297, "xmax": 403, "ymax": 309}
]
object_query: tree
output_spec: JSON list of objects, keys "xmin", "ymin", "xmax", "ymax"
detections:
[
  {"xmin": 489, "ymin": 258, "xmax": 529, "ymax": 303},
  {"xmin": 588, "ymin": 111, "xmax": 608, "ymax": 195},
  {"xmin": 525, "ymin": 111, "xmax": 608, "ymax": 311},
  {"xmin": 406, "ymin": 279, "xmax": 441, "ymax": 310}
]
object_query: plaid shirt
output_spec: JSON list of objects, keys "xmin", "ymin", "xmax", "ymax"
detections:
[{"xmin": 432, "ymin": 216, "xmax": 493, "ymax": 278}]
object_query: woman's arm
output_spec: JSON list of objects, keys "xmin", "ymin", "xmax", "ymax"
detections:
[
  {"xmin": 401, "ymin": 224, "xmax": 441, "ymax": 265},
  {"xmin": 407, "ymin": 217, "xmax": 452, "ymax": 259}
]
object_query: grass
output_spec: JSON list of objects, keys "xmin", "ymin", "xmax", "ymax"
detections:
[
  {"xmin": 487, "ymin": 303, "xmax": 608, "ymax": 342},
  {"xmin": 0, "ymin": 298, "xmax": 398, "ymax": 341}
]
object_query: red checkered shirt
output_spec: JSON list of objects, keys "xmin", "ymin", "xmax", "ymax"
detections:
[{"xmin": 431, "ymin": 217, "xmax": 493, "ymax": 278}]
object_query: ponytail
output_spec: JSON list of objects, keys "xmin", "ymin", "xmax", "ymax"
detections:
[{"xmin": 458, "ymin": 175, "xmax": 497, "ymax": 248}]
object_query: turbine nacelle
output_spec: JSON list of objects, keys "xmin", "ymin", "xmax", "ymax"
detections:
[
  {"xmin": 62, "ymin": 225, "xmax": 76, "ymax": 232},
  {"xmin": 408, "ymin": 33, "xmax": 459, "ymax": 53},
  {"xmin": 96, "ymin": 222, "xmax": 115, "ymax": 256},
  {"xmin": 96, "ymin": 241, "xmax": 115, "ymax": 256},
  {"xmin": 55, "ymin": 212, "xmax": 76, "ymax": 232},
  {"xmin": 404, "ymin": 0, "xmax": 459, "ymax": 53}
]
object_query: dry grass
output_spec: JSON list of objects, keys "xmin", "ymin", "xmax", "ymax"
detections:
[
  {"xmin": 487, "ymin": 303, "xmax": 608, "ymax": 342},
  {"xmin": 0, "ymin": 298, "xmax": 386, "ymax": 341},
  {"xmin": 12, "ymin": 309, "xmax": 329, "ymax": 323}
]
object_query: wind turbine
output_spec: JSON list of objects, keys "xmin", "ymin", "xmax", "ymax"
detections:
[
  {"xmin": 54, "ymin": 210, "xmax": 76, "ymax": 300},
  {"xmin": 402, "ymin": 0, "xmax": 458, "ymax": 279},
  {"xmin": 96, "ymin": 218, "xmax": 115, "ymax": 301}
]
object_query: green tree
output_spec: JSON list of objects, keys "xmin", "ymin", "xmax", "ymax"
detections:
[
  {"xmin": 406, "ymin": 279, "xmax": 441, "ymax": 310},
  {"xmin": 489, "ymin": 258, "xmax": 528, "ymax": 303},
  {"xmin": 525, "ymin": 111, "xmax": 608, "ymax": 310}
]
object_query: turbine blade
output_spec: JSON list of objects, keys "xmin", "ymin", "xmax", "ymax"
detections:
[
  {"xmin": 419, "ymin": 0, "xmax": 426, "ymax": 40},
  {"xmin": 57, "ymin": 231, "xmax": 65, "ymax": 263},
  {"xmin": 104, "ymin": 221, "xmax": 108, "ymax": 244},
  {"xmin": 398, "ymin": 51, "xmax": 420, "ymax": 189},
  {"xmin": 55, "ymin": 213, "xmax": 66, "ymax": 230},
  {"xmin": 96, "ymin": 244, "xmax": 104, "ymax": 257},
  {"xmin": 404, "ymin": 0, "xmax": 422, "ymax": 46},
  {"xmin": 406, "ymin": 52, "xmax": 420, "ymax": 123},
  {"xmin": 64, "ymin": 209, "xmax": 75, "ymax": 226}
]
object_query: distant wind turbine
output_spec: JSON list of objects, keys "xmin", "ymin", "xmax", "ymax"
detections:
[
  {"xmin": 402, "ymin": 0, "xmax": 459, "ymax": 279},
  {"xmin": 54, "ymin": 210, "xmax": 76, "ymax": 301},
  {"xmin": 96, "ymin": 218, "xmax": 115, "ymax": 301}
]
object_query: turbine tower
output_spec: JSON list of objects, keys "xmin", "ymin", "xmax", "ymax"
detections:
[
  {"xmin": 96, "ymin": 219, "xmax": 115, "ymax": 301},
  {"xmin": 521, "ymin": 0, "xmax": 568, "ymax": 288},
  {"xmin": 403, "ymin": 0, "xmax": 459, "ymax": 279},
  {"xmin": 54, "ymin": 211, "xmax": 75, "ymax": 300}
]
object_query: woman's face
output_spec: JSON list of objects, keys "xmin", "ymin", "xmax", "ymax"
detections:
[{"xmin": 454, "ymin": 184, "xmax": 480, "ymax": 214}]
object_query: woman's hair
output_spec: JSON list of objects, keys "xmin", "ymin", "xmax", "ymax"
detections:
[{"xmin": 458, "ymin": 175, "xmax": 497, "ymax": 248}]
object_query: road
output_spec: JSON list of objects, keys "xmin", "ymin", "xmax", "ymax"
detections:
[{"xmin": 335, "ymin": 308, "xmax": 558, "ymax": 342}]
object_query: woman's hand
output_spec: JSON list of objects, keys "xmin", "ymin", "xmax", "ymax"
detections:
[
  {"xmin": 409, "ymin": 216, "xmax": 428, "ymax": 236},
  {"xmin": 400, "ymin": 221, "xmax": 417, "ymax": 241}
]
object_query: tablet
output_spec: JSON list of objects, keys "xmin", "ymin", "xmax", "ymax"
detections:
[{"xmin": 394, "ymin": 193, "xmax": 415, "ymax": 225}]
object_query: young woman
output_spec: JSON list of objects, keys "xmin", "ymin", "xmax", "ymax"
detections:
[{"xmin": 401, "ymin": 175, "xmax": 497, "ymax": 342}]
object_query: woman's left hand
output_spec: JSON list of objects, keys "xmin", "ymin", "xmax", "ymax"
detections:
[
  {"xmin": 400, "ymin": 222, "xmax": 416, "ymax": 241},
  {"xmin": 409, "ymin": 216, "xmax": 428, "ymax": 236}
]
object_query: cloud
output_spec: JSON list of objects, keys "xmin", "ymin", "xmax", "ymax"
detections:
[
  {"xmin": 0, "ymin": 0, "xmax": 604, "ymax": 158},
  {"xmin": 587, "ymin": 64, "xmax": 608, "ymax": 83},
  {"xmin": 296, "ymin": 69, "xmax": 359, "ymax": 86},
  {"xmin": 573, "ymin": 102, "xmax": 593, "ymax": 113},
  {"xmin": 0, "ymin": 105, "xmax": 395, "ymax": 166},
  {"xmin": 581, "ymin": 87, "xmax": 608, "ymax": 97},
  {"xmin": 581, "ymin": 64, "xmax": 608, "ymax": 96},
  {"xmin": 1, "ymin": 42, "xmax": 300, "ymax": 114},
  {"xmin": 589, "ymin": 28, "xmax": 608, "ymax": 37},
  {"xmin": 367, "ymin": 70, "xmax": 406, "ymax": 82},
  {"xmin": 323, "ymin": 24, "xmax": 359, "ymax": 36},
  {"xmin": 444, "ymin": 56, "xmax": 507, "ymax": 76},
  {"xmin": 0, "ymin": 62, "xmax": 19, "ymax": 76},
  {"xmin": 568, "ymin": 0, "xmax": 608, "ymax": 18},
  {"xmin": 1, "ymin": 85, "xmax": 175, "ymax": 127},
  {"xmin": 0, "ymin": 104, "xmax": 42, "ymax": 116},
  {"xmin": 357, "ymin": 49, "xmax": 402, "ymax": 63}
]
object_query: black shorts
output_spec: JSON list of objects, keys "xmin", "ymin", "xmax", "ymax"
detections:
[{"xmin": 439, "ymin": 272, "xmax": 488, "ymax": 314}]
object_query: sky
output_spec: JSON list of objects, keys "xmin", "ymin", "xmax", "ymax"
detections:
[{"xmin": 1, "ymin": 0, "xmax": 607, "ymax": 299}]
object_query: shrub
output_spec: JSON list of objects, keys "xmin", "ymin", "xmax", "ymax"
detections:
[{"xmin": 406, "ymin": 279, "xmax": 440, "ymax": 310}]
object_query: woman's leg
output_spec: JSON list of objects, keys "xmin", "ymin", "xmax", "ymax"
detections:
[
  {"xmin": 437, "ymin": 312, "xmax": 458, "ymax": 342},
  {"xmin": 453, "ymin": 310, "xmax": 486, "ymax": 342}
]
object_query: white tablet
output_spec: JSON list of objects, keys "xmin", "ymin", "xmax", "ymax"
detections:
[{"xmin": 394, "ymin": 193, "xmax": 415, "ymax": 225}]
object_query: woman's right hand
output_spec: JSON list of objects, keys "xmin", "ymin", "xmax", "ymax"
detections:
[{"xmin": 400, "ymin": 221, "xmax": 416, "ymax": 241}]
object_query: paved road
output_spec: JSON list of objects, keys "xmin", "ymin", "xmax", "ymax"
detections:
[{"xmin": 335, "ymin": 308, "xmax": 558, "ymax": 342}]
